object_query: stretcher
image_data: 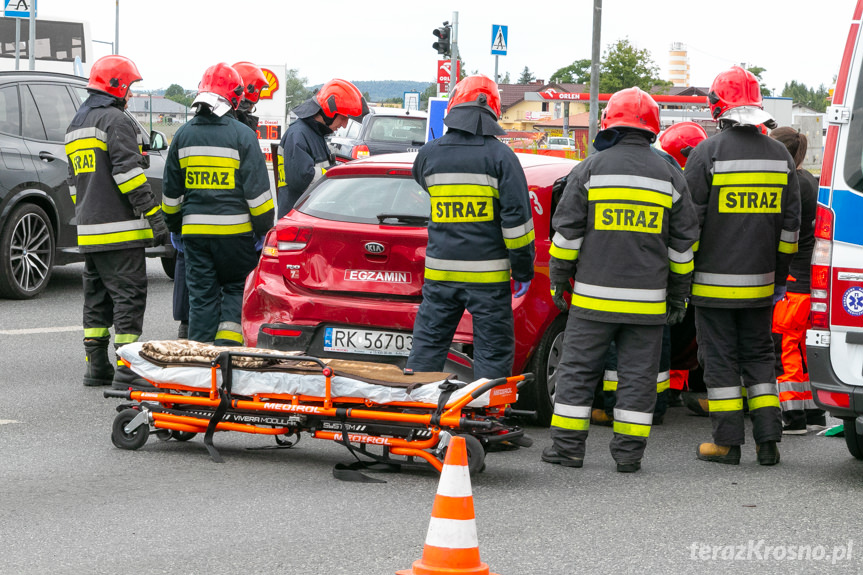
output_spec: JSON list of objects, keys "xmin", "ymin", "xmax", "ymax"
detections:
[{"xmin": 103, "ymin": 341, "xmax": 533, "ymax": 477}]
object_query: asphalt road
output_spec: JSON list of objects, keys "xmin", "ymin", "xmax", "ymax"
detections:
[{"xmin": 1, "ymin": 260, "xmax": 862, "ymax": 575}]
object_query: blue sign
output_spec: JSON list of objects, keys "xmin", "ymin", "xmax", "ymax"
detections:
[
  {"xmin": 491, "ymin": 24, "xmax": 508, "ymax": 56},
  {"xmin": 426, "ymin": 97, "xmax": 449, "ymax": 143},
  {"xmin": 4, "ymin": 0, "xmax": 36, "ymax": 18}
]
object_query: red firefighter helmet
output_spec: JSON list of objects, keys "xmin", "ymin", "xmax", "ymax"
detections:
[
  {"xmin": 447, "ymin": 74, "xmax": 501, "ymax": 118},
  {"xmin": 87, "ymin": 55, "xmax": 142, "ymax": 99},
  {"xmin": 707, "ymin": 66, "xmax": 772, "ymax": 126},
  {"xmin": 193, "ymin": 63, "xmax": 243, "ymax": 116},
  {"xmin": 316, "ymin": 79, "xmax": 368, "ymax": 119},
  {"xmin": 232, "ymin": 61, "xmax": 268, "ymax": 104},
  {"xmin": 658, "ymin": 122, "xmax": 708, "ymax": 168},
  {"xmin": 600, "ymin": 87, "xmax": 660, "ymax": 135}
]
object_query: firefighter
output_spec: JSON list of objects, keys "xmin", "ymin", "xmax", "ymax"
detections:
[
  {"xmin": 659, "ymin": 121, "xmax": 708, "ymax": 170},
  {"xmin": 405, "ymin": 74, "xmax": 534, "ymax": 379},
  {"xmin": 162, "ymin": 63, "xmax": 274, "ymax": 346},
  {"xmin": 232, "ymin": 61, "xmax": 269, "ymax": 131},
  {"xmin": 686, "ymin": 66, "xmax": 801, "ymax": 465},
  {"xmin": 769, "ymin": 126, "xmax": 825, "ymax": 434},
  {"xmin": 541, "ymin": 87, "xmax": 699, "ymax": 472},
  {"xmin": 276, "ymin": 79, "xmax": 368, "ymax": 218},
  {"xmin": 65, "ymin": 55, "xmax": 168, "ymax": 389}
]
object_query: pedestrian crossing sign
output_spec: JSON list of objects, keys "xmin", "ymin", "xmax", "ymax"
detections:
[
  {"xmin": 491, "ymin": 24, "xmax": 508, "ymax": 56},
  {"xmin": 4, "ymin": 0, "xmax": 36, "ymax": 18}
]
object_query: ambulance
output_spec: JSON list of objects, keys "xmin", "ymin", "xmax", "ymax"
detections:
[{"xmin": 808, "ymin": 0, "xmax": 863, "ymax": 459}]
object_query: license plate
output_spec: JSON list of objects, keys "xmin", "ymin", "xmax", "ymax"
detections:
[{"xmin": 323, "ymin": 327, "xmax": 413, "ymax": 356}]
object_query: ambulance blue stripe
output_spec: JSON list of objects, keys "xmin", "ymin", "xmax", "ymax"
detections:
[
  {"xmin": 818, "ymin": 186, "xmax": 830, "ymax": 206},
  {"xmin": 833, "ymin": 189, "xmax": 863, "ymax": 246}
]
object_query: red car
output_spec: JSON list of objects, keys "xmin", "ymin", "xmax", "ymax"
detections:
[{"xmin": 242, "ymin": 152, "xmax": 576, "ymax": 424}]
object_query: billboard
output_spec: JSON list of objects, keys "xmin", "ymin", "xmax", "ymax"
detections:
[{"xmin": 253, "ymin": 65, "xmax": 287, "ymax": 164}]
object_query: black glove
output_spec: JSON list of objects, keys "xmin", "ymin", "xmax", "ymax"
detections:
[
  {"xmin": 666, "ymin": 298, "xmax": 687, "ymax": 325},
  {"xmin": 146, "ymin": 210, "xmax": 169, "ymax": 247},
  {"xmin": 550, "ymin": 281, "xmax": 571, "ymax": 313}
]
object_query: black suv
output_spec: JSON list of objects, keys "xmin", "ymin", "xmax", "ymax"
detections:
[
  {"xmin": 0, "ymin": 71, "xmax": 173, "ymax": 299},
  {"xmin": 328, "ymin": 107, "xmax": 428, "ymax": 162}
]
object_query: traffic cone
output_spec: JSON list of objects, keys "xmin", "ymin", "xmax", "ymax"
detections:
[{"xmin": 396, "ymin": 436, "xmax": 498, "ymax": 575}]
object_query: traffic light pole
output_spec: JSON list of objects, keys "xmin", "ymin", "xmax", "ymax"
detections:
[{"xmin": 449, "ymin": 11, "xmax": 458, "ymax": 93}]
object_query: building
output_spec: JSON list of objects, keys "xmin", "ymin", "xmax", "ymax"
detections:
[
  {"xmin": 498, "ymin": 82, "xmax": 588, "ymax": 131},
  {"xmin": 127, "ymin": 94, "xmax": 189, "ymax": 128},
  {"xmin": 668, "ymin": 43, "xmax": 690, "ymax": 87}
]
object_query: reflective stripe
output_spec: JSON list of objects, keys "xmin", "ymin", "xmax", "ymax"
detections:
[
  {"xmin": 708, "ymin": 398, "xmax": 744, "ymax": 412},
  {"xmin": 748, "ymin": 383, "xmax": 778, "ymax": 397},
  {"xmin": 603, "ymin": 379, "xmax": 618, "ymax": 392},
  {"xmin": 668, "ymin": 247, "xmax": 693, "ymax": 263},
  {"xmin": 424, "ymin": 517, "xmax": 479, "ymax": 549},
  {"xmin": 613, "ymin": 421, "xmax": 651, "ymax": 437},
  {"xmin": 64, "ymin": 130, "xmax": 108, "ymax": 154},
  {"xmin": 426, "ymin": 173, "xmax": 499, "ymax": 188},
  {"xmin": 574, "ymin": 281, "xmax": 666, "ymax": 302},
  {"xmin": 77, "ymin": 219, "xmax": 153, "ymax": 246},
  {"xmin": 425, "ymin": 257, "xmax": 509, "ymax": 273},
  {"xmin": 183, "ymin": 214, "xmax": 250, "ymax": 226},
  {"xmin": 589, "ymin": 174, "xmax": 673, "ymax": 195},
  {"xmin": 780, "ymin": 229, "xmax": 799, "ymax": 243},
  {"xmin": 502, "ymin": 219, "xmax": 534, "ymax": 239},
  {"xmin": 657, "ymin": 377, "xmax": 671, "ymax": 393},
  {"xmin": 215, "ymin": 330, "xmax": 244, "ymax": 344},
  {"xmin": 588, "ymin": 188, "xmax": 672, "ymax": 209},
  {"xmin": 571, "ymin": 293, "xmax": 666, "ymax": 315},
  {"xmin": 424, "ymin": 268, "xmax": 510, "ymax": 283},
  {"xmin": 549, "ymin": 232, "xmax": 581, "ymax": 261},
  {"xmin": 84, "ymin": 327, "xmax": 110, "ymax": 338},
  {"xmin": 714, "ymin": 159, "xmax": 788, "ymax": 173},
  {"xmin": 604, "ymin": 370, "xmax": 618, "ymax": 382},
  {"xmin": 144, "ymin": 205, "xmax": 161, "ymax": 217},
  {"xmin": 65, "ymin": 127, "xmax": 108, "ymax": 145},
  {"xmin": 778, "ymin": 240, "xmax": 798, "ymax": 254},
  {"xmin": 692, "ymin": 240, "xmax": 700, "ymax": 252},
  {"xmin": 182, "ymin": 214, "xmax": 252, "ymax": 235},
  {"xmin": 669, "ymin": 260, "xmax": 694, "ymax": 274},
  {"xmin": 503, "ymin": 228, "xmax": 535, "ymax": 250},
  {"xmin": 247, "ymin": 190, "xmax": 274, "ymax": 216},
  {"xmin": 114, "ymin": 167, "xmax": 146, "ymax": 194},
  {"xmin": 428, "ymin": 184, "xmax": 499, "ymax": 198},
  {"xmin": 694, "ymin": 271, "xmax": 775, "ymax": 286},
  {"xmin": 748, "ymin": 394, "xmax": 780, "ymax": 410},
  {"xmin": 554, "ymin": 403, "xmax": 591, "ymax": 418},
  {"xmin": 162, "ymin": 195, "xmax": 184, "ymax": 214},
  {"xmin": 551, "ymin": 414, "xmax": 590, "ymax": 430},
  {"xmin": 179, "ymin": 146, "xmax": 240, "ymax": 162},
  {"xmin": 69, "ymin": 185, "xmax": 77, "ymax": 205},
  {"xmin": 614, "ymin": 408, "xmax": 653, "ymax": 425},
  {"xmin": 691, "ymin": 284, "xmax": 774, "ymax": 299},
  {"xmin": 712, "ymin": 172, "xmax": 788, "ymax": 186},
  {"xmin": 708, "ymin": 386, "xmax": 742, "ymax": 400},
  {"xmin": 115, "ymin": 333, "xmax": 140, "ymax": 344}
]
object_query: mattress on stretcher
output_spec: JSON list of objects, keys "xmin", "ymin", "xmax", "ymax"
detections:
[{"xmin": 118, "ymin": 342, "xmax": 498, "ymax": 408}]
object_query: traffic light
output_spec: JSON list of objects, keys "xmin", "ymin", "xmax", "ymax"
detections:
[{"xmin": 433, "ymin": 22, "xmax": 451, "ymax": 57}]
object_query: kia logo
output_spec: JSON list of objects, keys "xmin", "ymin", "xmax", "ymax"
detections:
[{"xmin": 365, "ymin": 242, "xmax": 385, "ymax": 254}]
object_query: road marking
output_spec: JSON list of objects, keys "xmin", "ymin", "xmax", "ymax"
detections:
[
  {"xmin": 0, "ymin": 420, "xmax": 20, "ymax": 425},
  {"xmin": 0, "ymin": 326, "xmax": 83, "ymax": 335}
]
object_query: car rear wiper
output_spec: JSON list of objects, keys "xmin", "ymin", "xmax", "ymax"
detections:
[
  {"xmin": 377, "ymin": 213, "xmax": 429, "ymax": 225},
  {"xmin": 410, "ymin": 140, "xmax": 426, "ymax": 146}
]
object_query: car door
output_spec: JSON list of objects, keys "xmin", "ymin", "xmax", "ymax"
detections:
[
  {"xmin": 21, "ymin": 81, "xmax": 79, "ymax": 250},
  {"xmin": 0, "ymin": 84, "xmax": 36, "ymax": 210}
]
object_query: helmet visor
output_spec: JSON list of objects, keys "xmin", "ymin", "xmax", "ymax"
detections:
[{"xmin": 192, "ymin": 91, "xmax": 233, "ymax": 117}]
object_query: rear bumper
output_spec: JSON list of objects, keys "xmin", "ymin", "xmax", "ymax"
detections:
[{"xmin": 808, "ymin": 340, "xmax": 863, "ymax": 419}]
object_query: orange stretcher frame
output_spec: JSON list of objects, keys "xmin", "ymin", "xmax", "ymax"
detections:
[{"xmin": 104, "ymin": 349, "xmax": 532, "ymax": 475}]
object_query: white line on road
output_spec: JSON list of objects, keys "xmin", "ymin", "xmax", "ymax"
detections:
[
  {"xmin": 0, "ymin": 420, "xmax": 20, "ymax": 425},
  {"xmin": 0, "ymin": 326, "xmax": 83, "ymax": 335}
]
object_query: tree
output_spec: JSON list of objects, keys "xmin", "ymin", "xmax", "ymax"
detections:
[
  {"xmin": 362, "ymin": 91, "xmax": 371, "ymax": 103},
  {"xmin": 550, "ymin": 59, "xmax": 591, "ymax": 84},
  {"xmin": 518, "ymin": 66, "xmax": 536, "ymax": 84},
  {"xmin": 599, "ymin": 38, "xmax": 671, "ymax": 93},
  {"xmin": 746, "ymin": 66, "xmax": 771, "ymax": 97},
  {"xmin": 419, "ymin": 83, "xmax": 437, "ymax": 111},
  {"xmin": 500, "ymin": 71, "xmax": 511, "ymax": 85},
  {"xmin": 164, "ymin": 83, "xmax": 192, "ymax": 107},
  {"xmin": 284, "ymin": 69, "xmax": 312, "ymax": 114},
  {"xmin": 782, "ymin": 80, "xmax": 831, "ymax": 113}
]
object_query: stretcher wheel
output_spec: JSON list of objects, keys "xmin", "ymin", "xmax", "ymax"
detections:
[
  {"xmin": 455, "ymin": 434, "xmax": 486, "ymax": 476},
  {"xmin": 171, "ymin": 430, "xmax": 197, "ymax": 442},
  {"xmin": 111, "ymin": 409, "xmax": 149, "ymax": 450}
]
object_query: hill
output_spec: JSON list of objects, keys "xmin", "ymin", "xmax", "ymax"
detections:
[{"xmin": 308, "ymin": 80, "xmax": 433, "ymax": 102}]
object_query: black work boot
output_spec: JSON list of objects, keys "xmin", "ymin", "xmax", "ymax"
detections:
[
  {"xmin": 111, "ymin": 343, "xmax": 153, "ymax": 390},
  {"xmin": 696, "ymin": 443, "xmax": 741, "ymax": 465},
  {"xmin": 756, "ymin": 441, "xmax": 780, "ymax": 466},
  {"xmin": 177, "ymin": 321, "xmax": 189, "ymax": 339},
  {"xmin": 83, "ymin": 338, "xmax": 114, "ymax": 387},
  {"xmin": 541, "ymin": 446, "xmax": 584, "ymax": 468}
]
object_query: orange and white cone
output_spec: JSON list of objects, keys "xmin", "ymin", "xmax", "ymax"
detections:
[{"xmin": 396, "ymin": 436, "xmax": 498, "ymax": 575}]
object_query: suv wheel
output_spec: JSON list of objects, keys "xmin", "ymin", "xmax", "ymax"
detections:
[
  {"xmin": 0, "ymin": 203, "xmax": 55, "ymax": 299},
  {"xmin": 523, "ymin": 314, "xmax": 567, "ymax": 426},
  {"xmin": 160, "ymin": 255, "xmax": 176, "ymax": 280},
  {"xmin": 843, "ymin": 419, "xmax": 863, "ymax": 460}
]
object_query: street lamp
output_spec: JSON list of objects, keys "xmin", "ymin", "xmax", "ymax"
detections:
[{"xmin": 92, "ymin": 39, "xmax": 114, "ymax": 55}]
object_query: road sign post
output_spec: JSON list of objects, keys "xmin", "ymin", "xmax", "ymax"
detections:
[{"xmin": 491, "ymin": 24, "xmax": 507, "ymax": 84}]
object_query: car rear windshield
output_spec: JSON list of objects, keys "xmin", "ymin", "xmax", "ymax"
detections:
[
  {"xmin": 366, "ymin": 116, "xmax": 427, "ymax": 144},
  {"xmin": 300, "ymin": 176, "xmax": 430, "ymax": 225}
]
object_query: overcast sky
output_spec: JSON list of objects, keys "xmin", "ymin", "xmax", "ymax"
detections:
[{"xmin": 30, "ymin": 0, "xmax": 856, "ymax": 93}]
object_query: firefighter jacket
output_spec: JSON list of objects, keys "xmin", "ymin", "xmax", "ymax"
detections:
[
  {"xmin": 549, "ymin": 131, "xmax": 699, "ymax": 325},
  {"xmin": 276, "ymin": 117, "xmax": 333, "ymax": 207},
  {"xmin": 787, "ymin": 169, "xmax": 818, "ymax": 294},
  {"xmin": 65, "ymin": 93, "xmax": 160, "ymax": 253},
  {"xmin": 684, "ymin": 125, "xmax": 801, "ymax": 308},
  {"xmin": 162, "ymin": 110, "xmax": 273, "ymax": 238},
  {"xmin": 412, "ymin": 129, "xmax": 535, "ymax": 288}
]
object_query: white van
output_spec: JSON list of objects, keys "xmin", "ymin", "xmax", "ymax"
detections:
[{"xmin": 808, "ymin": 0, "xmax": 863, "ymax": 458}]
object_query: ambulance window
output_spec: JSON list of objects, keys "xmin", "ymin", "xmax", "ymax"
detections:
[{"xmin": 844, "ymin": 78, "xmax": 863, "ymax": 191}]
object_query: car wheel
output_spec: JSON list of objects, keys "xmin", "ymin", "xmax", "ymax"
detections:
[
  {"xmin": 523, "ymin": 314, "xmax": 567, "ymax": 427},
  {"xmin": 0, "ymin": 203, "xmax": 55, "ymax": 299},
  {"xmin": 160, "ymin": 255, "xmax": 176, "ymax": 280},
  {"xmin": 843, "ymin": 419, "xmax": 863, "ymax": 460}
]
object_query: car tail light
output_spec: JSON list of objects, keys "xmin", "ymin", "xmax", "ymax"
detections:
[
  {"xmin": 261, "ymin": 230, "xmax": 278, "ymax": 259},
  {"xmin": 261, "ymin": 326, "xmax": 303, "ymax": 337},
  {"xmin": 388, "ymin": 169, "xmax": 413, "ymax": 176},
  {"xmin": 352, "ymin": 144, "xmax": 370, "ymax": 159},
  {"xmin": 811, "ymin": 205, "xmax": 834, "ymax": 329},
  {"xmin": 816, "ymin": 389, "xmax": 850, "ymax": 409},
  {"xmin": 277, "ymin": 225, "xmax": 312, "ymax": 251}
]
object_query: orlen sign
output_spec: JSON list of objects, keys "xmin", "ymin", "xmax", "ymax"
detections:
[{"xmin": 438, "ymin": 59, "xmax": 461, "ymax": 91}]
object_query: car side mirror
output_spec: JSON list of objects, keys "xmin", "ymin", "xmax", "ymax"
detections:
[{"xmin": 149, "ymin": 130, "xmax": 168, "ymax": 152}]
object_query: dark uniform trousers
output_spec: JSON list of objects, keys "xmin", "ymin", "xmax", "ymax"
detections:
[
  {"xmin": 173, "ymin": 251, "xmax": 189, "ymax": 323},
  {"xmin": 184, "ymin": 236, "xmax": 258, "ymax": 345},
  {"xmin": 695, "ymin": 305, "xmax": 782, "ymax": 445},
  {"xmin": 601, "ymin": 325, "xmax": 672, "ymax": 420},
  {"xmin": 407, "ymin": 282, "xmax": 513, "ymax": 380},
  {"xmin": 551, "ymin": 316, "xmax": 663, "ymax": 464},
  {"xmin": 83, "ymin": 248, "xmax": 147, "ymax": 338}
]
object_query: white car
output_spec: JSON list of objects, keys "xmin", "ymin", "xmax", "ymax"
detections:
[{"xmin": 545, "ymin": 136, "xmax": 576, "ymax": 151}]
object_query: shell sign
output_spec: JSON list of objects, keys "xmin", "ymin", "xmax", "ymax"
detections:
[{"xmin": 260, "ymin": 68, "xmax": 279, "ymax": 100}]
